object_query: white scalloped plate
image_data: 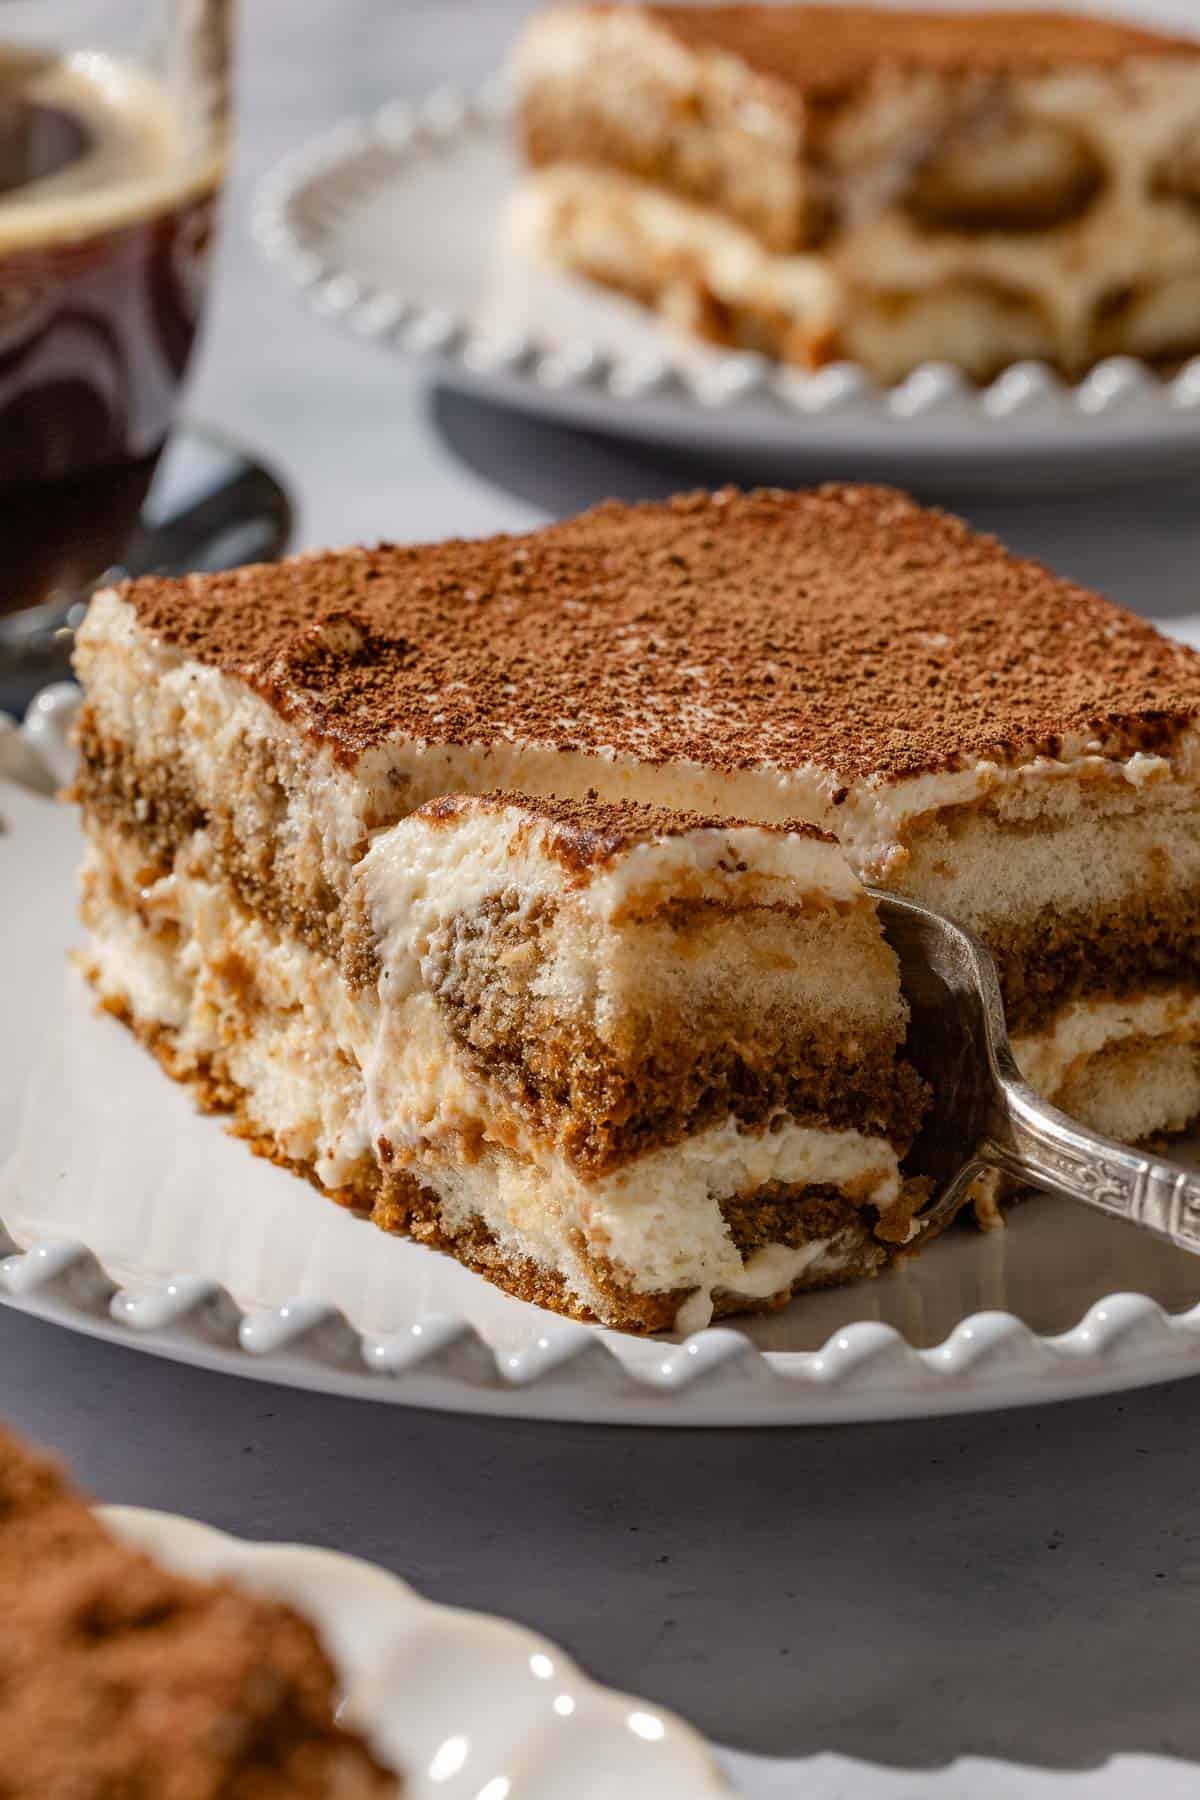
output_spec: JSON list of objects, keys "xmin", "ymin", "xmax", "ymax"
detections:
[
  {"xmin": 254, "ymin": 85, "xmax": 1200, "ymax": 492},
  {"xmin": 7, "ymin": 685, "xmax": 1200, "ymax": 1424},
  {"xmin": 99, "ymin": 1504, "xmax": 727, "ymax": 1797}
]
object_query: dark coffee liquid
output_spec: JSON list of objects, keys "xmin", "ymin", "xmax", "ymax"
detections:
[{"xmin": 0, "ymin": 53, "xmax": 221, "ymax": 616}]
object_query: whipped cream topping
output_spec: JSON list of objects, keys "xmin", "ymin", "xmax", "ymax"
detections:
[{"xmin": 509, "ymin": 166, "xmax": 837, "ymax": 329}]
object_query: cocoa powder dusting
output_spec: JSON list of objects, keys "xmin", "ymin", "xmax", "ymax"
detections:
[
  {"xmin": 419, "ymin": 789, "xmax": 833, "ymax": 873},
  {"xmin": 638, "ymin": 4, "xmax": 1199, "ymax": 95},
  {"xmin": 122, "ymin": 485, "xmax": 1200, "ymax": 784}
]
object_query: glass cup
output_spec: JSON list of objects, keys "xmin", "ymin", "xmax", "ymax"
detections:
[{"xmin": 0, "ymin": 0, "xmax": 231, "ymax": 652}]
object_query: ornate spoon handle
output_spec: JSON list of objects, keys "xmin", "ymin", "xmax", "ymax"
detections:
[{"xmin": 985, "ymin": 1070, "xmax": 1200, "ymax": 1255}]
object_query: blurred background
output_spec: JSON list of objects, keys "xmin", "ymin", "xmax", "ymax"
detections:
[{"xmin": 192, "ymin": 0, "xmax": 1200, "ymax": 598}]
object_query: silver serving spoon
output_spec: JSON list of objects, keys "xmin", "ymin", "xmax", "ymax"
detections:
[{"xmin": 875, "ymin": 889, "xmax": 1200, "ymax": 1254}]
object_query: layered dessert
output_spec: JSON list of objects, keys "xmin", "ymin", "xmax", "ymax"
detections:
[
  {"xmin": 511, "ymin": 5, "xmax": 1200, "ymax": 382},
  {"xmin": 0, "ymin": 1422, "xmax": 394, "ymax": 1795},
  {"xmin": 73, "ymin": 485, "xmax": 1200, "ymax": 1327}
]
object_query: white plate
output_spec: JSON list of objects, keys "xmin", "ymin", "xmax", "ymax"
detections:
[
  {"xmin": 6, "ymin": 683, "xmax": 1200, "ymax": 1426},
  {"xmin": 254, "ymin": 87, "xmax": 1200, "ymax": 493},
  {"xmin": 100, "ymin": 1504, "xmax": 726, "ymax": 1798}
]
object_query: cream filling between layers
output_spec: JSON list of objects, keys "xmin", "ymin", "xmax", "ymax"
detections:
[
  {"xmin": 513, "ymin": 19, "xmax": 1200, "ymax": 375},
  {"xmin": 86, "ymin": 844, "xmax": 1200, "ymax": 1303},
  {"xmin": 513, "ymin": 7, "xmax": 799, "ymax": 157},
  {"xmin": 75, "ymin": 589, "xmax": 375, "ymax": 903},
  {"xmin": 373, "ymin": 1040, "xmax": 899, "ymax": 1328},
  {"xmin": 79, "ymin": 835, "xmax": 378, "ymax": 1182},
  {"xmin": 360, "ymin": 794, "xmax": 863, "ymax": 936},
  {"xmin": 833, "ymin": 59, "xmax": 1200, "ymax": 374},
  {"xmin": 1012, "ymin": 989, "xmax": 1200, "ymax": 1101},
  {"xmin": 360, "ymin": 988, "xmax": 905, "ymax": 1320},
  {"xmin": 80, "ymin": 830, "xmax": 905, "ymax": 1325},
  {"xmin": 349, "ymin": 732, "xmax": 1196, "ymax": 894},
  {"xmin": 513, "ymin": 123, "xmax": 1200, "ymax": 377}
]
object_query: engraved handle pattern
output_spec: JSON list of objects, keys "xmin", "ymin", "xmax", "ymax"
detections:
[{"xmin": 989, "ymin": 1079, "xmax": 1200, "ymax": 1256}]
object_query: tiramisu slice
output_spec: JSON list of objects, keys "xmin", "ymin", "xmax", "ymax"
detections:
[
  {"xmin": 0, "ymin": 1423, "xmax": 395, "ymax": 1795},
  {"xmin": 72, "ymin": 486, "xmax": 1200, "ymax": 1322},
  {"xmin": 511, "ymin": 5, "xmax": 1200, "ymax": 381}
]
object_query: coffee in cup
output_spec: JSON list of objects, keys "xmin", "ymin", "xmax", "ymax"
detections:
[{"xmin": 0, "ymin": 42, "xmax": 225, "ymax": 620}]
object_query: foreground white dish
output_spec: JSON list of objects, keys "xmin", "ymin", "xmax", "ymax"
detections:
[
  {"xmin": 101, "ymin": 1504, "xmax": 725, "ymax": 1799},
  {"xmin": 104, "ymin": 1510, "xmax": 1200, "ymax": 1800},
  {"xmin": 5, "ymin": 683, "xmax": 1200, "ymax": 1423},
  {"xmin": 254, "ymin": 86, "xmax": 1200, "ymax": 493}
]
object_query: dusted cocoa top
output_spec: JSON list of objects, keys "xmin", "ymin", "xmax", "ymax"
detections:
[
  {"xmin": 120, "ymin": 485, "xmax": 1200, "ymax": 784},
  {"xmin": 419, "ymin": 789, "xmax": 833, "ymax": 873},
  {"xmin": 638, "ymin": 4, "xmax": 1199, "ymax": 97},
  {"xmin": 0, "ymin": 1423, "xmax": 394, "ymax": 1795}
]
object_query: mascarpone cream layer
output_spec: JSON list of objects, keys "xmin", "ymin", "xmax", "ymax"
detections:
[
  {"xmin": 360, "ymin": 977, "xmax": 905, "ymax": 1299},
  {"xmin": 386, "ymin": 1057, "xmax": 900, "ymax": 1327},
  {"xmin": 354, "ymin": 736, "xmax": 1190, "ymax": 889},
  {"xmin": 1013, "ymin": 989, "xmax": 1200, "ymax": 1101},
  {"xmin": 359, "ymin": 796, "xmax": 906, "ymax": 1067},
  {"xmin": 513, "ymin": 7, "xmax": 794, "ymax": 137},
  {"xmin": 79, "ymin": 833, "xmax": 376, "ymax": 1181},
  {"xmin": 508, "ymin": 165, "xmax": 837, "ymax": 329},
  {"xmin": 516, "ymin": 153, "xmax": 1200, "ymax": 379},
  {"xmin": 836, "ymin": 60, "xmax": 1200, "ymax": 370}
]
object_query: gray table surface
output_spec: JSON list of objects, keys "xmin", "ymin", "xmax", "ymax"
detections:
[{"xmin": 7, "ymin": 3, "xmax": 1200, "ymax": 1792}]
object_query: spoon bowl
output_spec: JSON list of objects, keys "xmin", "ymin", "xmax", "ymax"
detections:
[{"xmin": 873, "ymin": 888, "xmax": 1200, "ymax": 1254}]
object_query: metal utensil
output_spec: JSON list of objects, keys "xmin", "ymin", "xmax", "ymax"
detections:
[{"xmin": 876, "ymin": 889, "xmax": 1200, "ymax": 1254}]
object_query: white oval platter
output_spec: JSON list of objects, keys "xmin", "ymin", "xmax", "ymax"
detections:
[
  {"xmin": 5, "ymin": 683, "xmax": 1200, "ymax": 1426},
  {"xmin": 254, "ymin": 85, "xmax": 1200, "ymax": 492},
  {"xmin": 100, "ymin": 1504, "xmax": 727, "ymax": 1798}
]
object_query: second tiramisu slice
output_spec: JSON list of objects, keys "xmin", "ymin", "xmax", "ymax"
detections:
[{"xmin": 512, "ymin": 4, "xmax": 1200, "ymax": 381}]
